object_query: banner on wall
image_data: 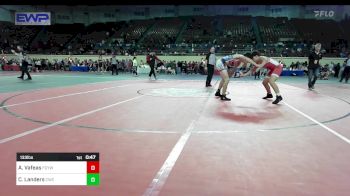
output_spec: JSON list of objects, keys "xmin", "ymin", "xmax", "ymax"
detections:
[{"xmin": 15, "ymin": 12, "xmax": 51, "ymax": 25}]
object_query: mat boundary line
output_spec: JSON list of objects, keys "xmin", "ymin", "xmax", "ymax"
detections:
[{"xmin": 0, "ymin": 95, "xmax": 144, "ymax": 144}]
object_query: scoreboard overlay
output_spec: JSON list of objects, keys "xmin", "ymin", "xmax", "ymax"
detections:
[{"xmin": 16, "ymin": 153, "xmax": 99, "ymax": 186}]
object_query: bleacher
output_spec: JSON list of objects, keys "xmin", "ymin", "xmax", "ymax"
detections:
[
  {"xmin": 0, "ymin": 21, "xmax": 41, "ymax": 52},
  {"xmin": 114, "ymin": 19, "xmax": 154, "ymax": 44},
  {"xmin": 181, "ymin": 16, "xmax": 215, "ymax": 45},
  {"xmin": 257, "ymin": 16, "xmax": 300, "ymax": 44},
  {"xmin": 1, "ymin": 15, "xmax": 349, "ymax": 57},
  {"xmin": 340, "ymin": 19, "xmax": 350, "ymax": 42},
  {"xmin": 31, "ymin": 24, "xmax": 84, "ymax": 54},
  {"xmin": 218, "ymin": 16, "xmax": 255, "ymax": 53},
  {"xmin": 140, "ymin": 18, "xmax": 184, "ymax": 51},
  {"xmin": 291, "ymin": 18, "xmax": 344, "ymax": 48},
  {"xmin": 68, "ymin": 22, "xmax": 120, "ymax": 54}
]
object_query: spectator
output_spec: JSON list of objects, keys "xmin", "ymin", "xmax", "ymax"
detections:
[
  {"xmin": 339, "ymin": 54, "xmax": 350, "ymax": 83},
  {"xmin": 111, "ymin": 54, "xmax": 118, "ymax": 75},
  {"xmin": 320, "ymin": 64, "xmax": 330, "ymax": 80},
  {"xmin": 132, "ymin": 57, "xmax": 138, "ymax": 76},
  {"xmin": 333, "ymin": 62, "xmax": 341, "ymax": 78}
]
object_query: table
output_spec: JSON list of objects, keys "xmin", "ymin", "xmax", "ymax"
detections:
[
  {"xmin": 70, "ymin": 66, "xmax": 89, "ymax": 72},
  {"xmin": 281, "ymin": 70, "xmax": 305, "ymax": 76},
  {"xmin": 138, "ymin": 66, "xmax": 151, "ymax": 74},
  {"xmin": 213, "ymin": 69, "xmax": 305, "ymax": 76},
  {"xmin": 2, "ymin": 64, "xmax": 21, "ymax": 71}
]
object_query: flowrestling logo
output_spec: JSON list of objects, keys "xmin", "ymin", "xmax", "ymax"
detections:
[
  {"xmin": 314, "ymin": 10, "xmax": 335, "ymax": 18},
  {"xmin": 15, "ymin": 12, "xmax": 51, "ymax": 25}
]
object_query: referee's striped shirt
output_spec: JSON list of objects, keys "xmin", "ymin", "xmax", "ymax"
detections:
[{"xmin": 13, "ymin": 51, "xmax": 24, "ymax": 66}]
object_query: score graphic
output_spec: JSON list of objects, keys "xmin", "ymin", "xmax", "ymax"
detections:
[
  {"xmin": 16, "ymin": 153, "xmax": 100, "ymax": 186},
  {"xmin": 87, "ymin": 161, "xmax": 99, "ymax": 186}
]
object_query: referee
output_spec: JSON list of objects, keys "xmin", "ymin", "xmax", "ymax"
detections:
[
  {"xmin": 308, "ymin": 43, "xmax": 322, "ymax": 90},
  {"xmin": 111, "ymin": 54, "xmax": 118, "ymax": 75},
  {"xmin": 12, "ymin": 46, "xmax": 32, "ymax": 80},
  {"xmin": 205, "ymin": 47, "xmax": 216, "ymax": 87}
]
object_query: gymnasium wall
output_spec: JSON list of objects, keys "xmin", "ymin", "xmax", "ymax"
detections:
[
  {"xmin": 0, "ymin": 7, "xmax": 12, "ymax": 22},
  {"xmin": 1, "ymin": 5, "xmax": 350, "ymax": 24},
  {"xmin": 4, "ymin": 54, "xmax": 347, "ymax": 67}
]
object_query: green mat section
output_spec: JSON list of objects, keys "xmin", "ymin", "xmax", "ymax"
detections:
[{"xmin": 0, "ymin": 71, "xmax": 346, "ymax": 93}]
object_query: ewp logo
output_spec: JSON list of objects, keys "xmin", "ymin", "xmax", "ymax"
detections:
[{"xmin": 15, "ymin": 12, "xmax": 51, "ymax": 25}]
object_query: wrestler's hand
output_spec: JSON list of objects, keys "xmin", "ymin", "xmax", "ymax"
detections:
[{"xmin": 239, "ymin": 72, "xmax": 246, "ymax": 77}]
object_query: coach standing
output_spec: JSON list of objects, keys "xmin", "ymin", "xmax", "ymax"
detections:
[
  {"xmin": 308, "ymin": 43, "xmax": 322, "ymax": 90},
  {"xmin": 132, "ymin": 56, "xmax": 138, "ymax": 76},
  {"xmin": 205, "ymin": 47, "xmax": 216, "ymax": 87},
  {"xmin": 339, "ymin": 53, "xmax": 350, "ymax": 83},
  {"xmin": 146, "ymin": 52, "xmax": 161, "ymax": 80}
]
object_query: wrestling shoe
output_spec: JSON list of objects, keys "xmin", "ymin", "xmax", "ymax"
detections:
[
  {"xmin": 272, "ymin": 96, "xmax": 283, "ymax": 104},
  {"xmin": 262, "ymin": 93, "xmax": 273, "ymax": 99},
  {"xmin": 221, "ymin": 95, "xmax": 231, "ymax": 101}
]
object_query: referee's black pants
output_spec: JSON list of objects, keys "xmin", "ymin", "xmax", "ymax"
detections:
[
  {"xmin": 111, "ymin": 64, "xmax": 118, "ymax": 75},
  {"xmin": 206, "ymin": 64, "xmax": 214, "ymax": 86},
  {"xmin": 132, "ymin": 66, "xmax": 138, "ymax": 75},
  {"xmin": 308, "ymin": 67, "xmax": 320, "ymax": 88},
  {"xmin": 340, "ymin": 66, "xmax": 350, "ymax": 83},
  {"xmin": 149, "ymin": 64, "xmax": 156, "ymax": 78},
  {"xmin": 19, "ymin": 65, "xmax": 32, "ymax": 79}
]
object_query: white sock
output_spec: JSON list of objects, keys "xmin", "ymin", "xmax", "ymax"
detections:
[{"xmin": 276, "ymin": 93, "xmax": 281, "ymax": 96}]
